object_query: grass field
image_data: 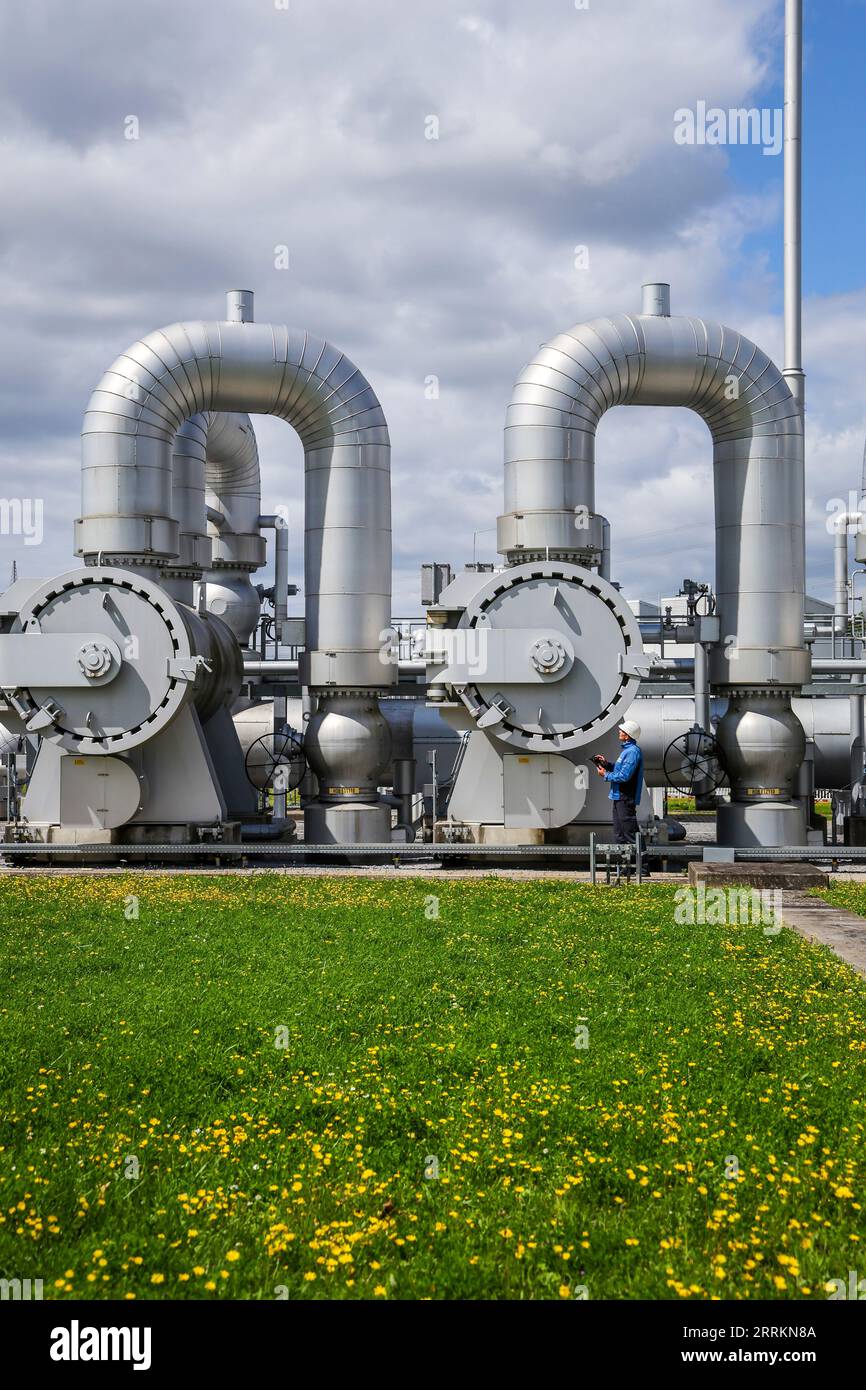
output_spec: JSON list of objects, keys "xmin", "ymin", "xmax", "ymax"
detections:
[
  {"xmin": 0, "ymin": 874, "xmax": 864, "ymax": 1301},
  {"xmin": 819, "ymin": 882, "xmax": 866, "ymax": 914}
]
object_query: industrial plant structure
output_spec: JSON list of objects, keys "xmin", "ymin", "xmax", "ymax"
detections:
[{"xmin": 1, "ymin": 0, "xmax": 863, "ymax": 866}]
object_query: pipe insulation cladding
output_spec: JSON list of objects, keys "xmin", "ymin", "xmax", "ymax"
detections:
[
  {"xmin": 170, "ymin": 409, "xmax": 268, "ymax": 644},
  {"xmin": 499, "ymin": 286, "xmax": 810, "ymax": 845},
  {"xmin": 499, "ymin": 292, "xmax": 807, "ymax": 692},
  {"xmin": 76, "ymin": 313, "xmax": 393, "ymax": 692},
  {"xmin": 168, "ymin": 410, "xmax": 263, "ymax": 570}
]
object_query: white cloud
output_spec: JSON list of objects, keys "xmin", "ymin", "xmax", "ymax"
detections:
[{"xmin": 0, "ymin": 0, "xmax": 861, "ymax": 621}]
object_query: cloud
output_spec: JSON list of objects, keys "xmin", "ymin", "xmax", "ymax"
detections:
[{"xmin": 0, "ymin": 0, "xmax": 861, "ymax": 624}]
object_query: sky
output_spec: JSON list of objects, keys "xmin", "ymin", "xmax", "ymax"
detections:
[{"xmin": 0, "ymin": 0, "xmax": 863, "ymax": 618}]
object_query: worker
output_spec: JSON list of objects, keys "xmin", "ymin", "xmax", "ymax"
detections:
[{"xmin": 594, "ymin": 719, "xmax": 649, "ymax": 877}]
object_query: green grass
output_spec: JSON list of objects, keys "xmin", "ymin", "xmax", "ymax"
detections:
[
  {"xmin": 0, "ymin": 874, "xmax": 864, "ymax": 1301},
  {"xmin": 817, "ymin": 882, "xmax": 866, "ymax": 913}
]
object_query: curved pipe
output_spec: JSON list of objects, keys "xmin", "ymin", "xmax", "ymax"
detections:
[
  {"xmin": 76, "ymin": 307, "xmax": 392, "ymax": 690},
  {"xmin": 499, "ymin": 288, "xmax": 807, "ymax": 692},
  {"xmin": 204, "ymin": 411, "xmax": 264, "ymax": 569},
  {"xmin": 167, "ymin": 409, "xmax": 266, "ymax": 640},
  {"xmin": 170, "ymin": 413, "xmax": 212, "ymax": 579},
  {"xmin": 169, "ymin": 411, "xmax": 263, "ymax": 579}
]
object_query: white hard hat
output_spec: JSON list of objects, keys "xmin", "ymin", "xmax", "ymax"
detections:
[{"xmin": 619, "ymin": 720, "xmax": 641, "ymax": 739}]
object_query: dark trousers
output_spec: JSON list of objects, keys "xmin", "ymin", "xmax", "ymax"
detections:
[
  {"xmin": 612, "ymin": 796, "xmax": 638, "ymax": 843},
  {"xmin": 612, "ymin": 797, "xmax": 650, "ymax": 875}
]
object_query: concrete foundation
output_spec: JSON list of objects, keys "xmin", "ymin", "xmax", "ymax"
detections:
[{"xmin": 688, "ymin": 861, "xmax": 828, "ymax": 890}]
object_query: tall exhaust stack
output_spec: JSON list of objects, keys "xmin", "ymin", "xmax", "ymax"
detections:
[{"xmin": 783, "ymin": 0, "xmax": 805, "ymax": 417}]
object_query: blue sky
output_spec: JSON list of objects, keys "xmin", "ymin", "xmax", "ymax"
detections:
[{"xmin": 731, "ymin": 0, "xmax": 866, "ymax": 302}]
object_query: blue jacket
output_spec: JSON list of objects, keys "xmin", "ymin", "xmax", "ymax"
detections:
[{"xmin": 605, "ymin": 739, "xmax": 644, "ymax": 803}]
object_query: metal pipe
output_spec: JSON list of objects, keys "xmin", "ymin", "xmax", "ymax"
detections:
[
  {"xmin": 77, "ymin": 296, "xmax": 392, "ymax": 692},
  {"xmin": 169, "ymin": 409, "xmax": 265, "ymax": 642},
  {"xmin": 813, "ymin": 659, "xmax": 866, "ymax": 674},
  {"xmin": 204, "ymin": 412, "xmax": 263, "ymax": 566},
  {"xmin": 641, "ymin": 282, "xmax": 671, "ymax": 317},
  {"xmin": 834, "ymin": 521, "xmax": 850, "ymax": 641},
  {"xmin": 499, "ymin": 284, "xmax": 808, "ymax": 842},
  {"xmin": 259, "ymin": 514, "xmax": 289, "ymax": 643},
  {"xmin": 226, "ymin": 289, "xmax": 255, "ymax": 324},
  {"xmin": 501, "ymin": 288, "xmax": 806, "ymax": 690},
  {"xmin": 166, "ymin": 413, "xmax": 212, "ymax": 593},
  {"xmin": 856, "ymin": 439, "xmax": 866, "ymax": 565},
  {"xmin": 634, "ymin": 694, "xmax": 852, "ymax": 792},
  {"xmin": 636, "ymin": 657, "xmax": 866, "ymax": 679},
  {"xmin": 165, "ymin": 412, "xmax": 262, "ymax": 619},
  {"xmin": 850, "ymin": 675, "xmax": 865, "ymax": 799},
  {"xmin": 783, "ymin": 0, "xmax": 805, "ymax": 416},
  {"xmin": 600, "ymin": 516, "xmax": 611, "ymax": 580},
  {"xmin": 195, "ymin": 293, "xmax": 267, "ymax": 638},
  {"xmin": 241, "ymin": 658, "xmax": 428, "ymax": 678},
  {"xmin": 694, "ymin": 641, "xmax": 710, "ymax": 732},
  {"xmin": 272, "ymin": 689, "xmax": 287, "ymax": 821}
]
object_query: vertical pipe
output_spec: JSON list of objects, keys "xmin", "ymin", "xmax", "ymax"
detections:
[
  {"xmin": 273, "ymin": 689, "xmax": 287, "ymax": 821},
  {"xmin": 694, "ymin": 641, "xmax": 710, "ymax": 733},
  {"xmin": 273, "ymin": 521, "xmax": 289, "ymax": 644},
  {"xmin": 600, "ymin": 517, "xmax": 611, "ymax": 580},
  {"xmin": 260, "ymin": 514, "xmax": 289, "ymax": 643},
  {"xmin": 783, "ymin": 0, "xmax": 805, "ymax": 416},
  {"xmin": 226, "ymin": 289, "xmax": 255, "ymax": 323},
  {"xmin": 641, "ymin": 282, "xmax": 671, "ymax": 317},
  {"xmin": 849, "ymin": 676, "xmax": 864, "ymax": 799},
  {"xmin": 834, "ymin": 524, "xmax": 849, "ymax": 642}
]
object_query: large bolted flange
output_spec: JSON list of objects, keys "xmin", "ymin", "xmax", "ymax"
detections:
[
  {"xmin": 12, "ymin": 567, "xmax": 240, "ymax": 755},
  {"xmin": 431, "ymin": 561, "xmax": 646, "ymax": 754}
]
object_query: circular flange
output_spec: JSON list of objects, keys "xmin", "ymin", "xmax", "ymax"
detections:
[
  {"xmin": 15, "ymin": 567, "xmax": 198, "ymax": 754},
  {"xmin": 457, "ymin": 561, "xmax": 643, "ymax": 752}
]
